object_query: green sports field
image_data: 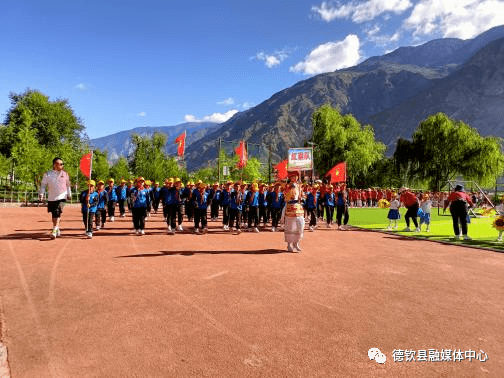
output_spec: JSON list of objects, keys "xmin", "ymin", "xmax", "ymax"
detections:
[{"xmin": 344, "ymin": 207, "xmax": 504, "ymax": 252}]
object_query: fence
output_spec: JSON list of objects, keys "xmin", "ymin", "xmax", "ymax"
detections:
[{"xmin": 0, "ymin": 190, "xmax": 80, "ymax": 206}]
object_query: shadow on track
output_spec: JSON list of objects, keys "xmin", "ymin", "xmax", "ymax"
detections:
[{"xmin": 115, "ymin": 249, "xmax": 288, "ymax": 258}]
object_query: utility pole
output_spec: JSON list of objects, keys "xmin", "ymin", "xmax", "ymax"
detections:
[
  {"xmin": 217, "ymin": 138, "xmax": 221, "ymax": 183},
  {"xmin": 268, "ymin": 144, "xmax": 271, "ymax": 183}
]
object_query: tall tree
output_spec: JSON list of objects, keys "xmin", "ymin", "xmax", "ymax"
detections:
[
  {"xmin": 411, "ymin": 113, "xmax": 504, "ymax": 189},
  {"xmin": 1, "ymin": 89, "xmax": 85, "ymax": 156},
  {"xmin": 311, "ymin": 104, "xmax": 386, "ymax": 185},
  {"xmin": 91, "ymin": 149, "xmax": 110, "ymax": 181},
  {"xmin": 109, "ymin": 157, "xmax": 130, "ymax": 181}
]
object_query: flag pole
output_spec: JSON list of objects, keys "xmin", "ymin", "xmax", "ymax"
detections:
[{"xmin": 86, "ymin": 151, "xmax": 94, "ymax": 234}]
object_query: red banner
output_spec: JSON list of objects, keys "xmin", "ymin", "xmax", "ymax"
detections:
[
  {"xmin": 273, "ymin": 159, "xmax": 288, "ymax": 180},
  {"xmin": 325, "ymin": 162, "xmax": 346, "ymax": 183},
  {"xmin": 79, "ymin": 152, "xmax": 93, "ymax": 179},
  {"xmin": 175, "ymin": 131, "xmax": 186, "ymax": 157},
  {"xmin": 235, "ymin": 140, "xmax": 247, "ymax": 168}
]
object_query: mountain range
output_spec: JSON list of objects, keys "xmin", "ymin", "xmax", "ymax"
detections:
[{"xmin": 91, "ymin": 25, "xmax": 504, "ymax": 171}]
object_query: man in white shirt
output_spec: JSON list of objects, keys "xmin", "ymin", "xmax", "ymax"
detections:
[{"xmin": 39, "ymin": 157, "xmax": 72, "ymax": 239}]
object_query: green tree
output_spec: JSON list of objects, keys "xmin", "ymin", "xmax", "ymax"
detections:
[
  {"xmin": 311, "ymin": 104, "xmax": 386, "ymax": 185},
  {"xmin": 1, "ymin": 89, "xmax": 85, "ymax": 156},
  {"xmin": 109, "ymin": 157, "xmax": 130, "ymax": 181},
  {"xmin": 410, "ymin": 113, "xmax": 504, "ymax": 189},
  {"xmin": 91, "ymin": 149, "xmax": 110, "ymax": 181},
  {"xmin": 10, "ymin": 126, "xmax": 52, "ymax": 186},
  {"xmin": 129, "ymin": 133, "xmax": 183, "ymax": 182},
  {"xmin": 0, "ymin": 153, "xmax": 12, "ymax": 177}
]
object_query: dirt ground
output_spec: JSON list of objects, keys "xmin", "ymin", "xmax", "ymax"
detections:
[{"xmin": 0, "ymin": 206, "xmax": 503, "ymax": 377}]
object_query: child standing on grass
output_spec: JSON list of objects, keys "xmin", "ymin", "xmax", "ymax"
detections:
[
  {"xmin": 419, "ymin": 193, "xmax": 432, "ymax": 232},
  {"xmin": 387, "ymin": 193, "xmax": 400, "ymax": 230},
  {"xmin": 493, "ymin": 196, "xmax": 504, "ymax": 241}
]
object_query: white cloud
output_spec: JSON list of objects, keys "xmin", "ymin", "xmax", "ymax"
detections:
[
  {"xmin": 74, "ymin": 83, "xmax": 87, "ymax": 90},
  {"xmin": 137, "ymin": 112, "xmax": 146, "ymax": 117},
  {"xmin": 290, "ymin": 34, "xmax": 361, "ymax": 74},
  {"xmin": 254, "ymin": 49, "xmax": 290, "ymax": 68},
  {"xmin": 365, "ymin": 25, "xmax": 401, "ymax": 45},
  {"xmin": 217, "ymin": 97, "xmax": 235, "ymax": 106},
  {"xmin": 241, "ymin": 102, "xmax": 254, "ymax": 110},
  {"xmin": 404, "ymin": 0, "xmax": 504, "ymax": 39},
  {"xmin": 184, "ymin": 109, "xmax": 239, "ymax": 124},
  {"xmin": 312, "ymin": 0, "xmax": 413, "ymax": 23}
]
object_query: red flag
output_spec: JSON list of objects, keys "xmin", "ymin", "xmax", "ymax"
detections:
[
  {"xmin": 235, "ymin": 140, "xmax": 247, "ymax": 168},
  {"xmin": 274, "ymin": 159, "xmax": 288, "ymax": 180},
  {"xmin": 325, "ymin": 162, "xmax": 346, "ymax": 183},
  {"xmin": 79, "ymin": 152, "xmax": 93, "ymax": 179},
  {"xmin": 175, "ymin": 131, "xmax": 186, "ymax": 157}
]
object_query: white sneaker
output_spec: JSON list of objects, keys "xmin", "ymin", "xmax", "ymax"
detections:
[
  {"xmin": 426, "ymin": 227, "xmax": 430, "ymax": 232},
  {"xmin": 203, "ymin": 228, "xmax": 208, "ymax": 234},
  {"xmin": 453, "ymin": 235, "xmax": 460, "ymax": 240},
  {"xmin": 463, "ymin": 235, "xmax": 472, "ymax": 241},
  {"xmin": 326, "ymin": 224, "xmax": 331, "ymax": 228},
  {"xmin": 140, "ymin": 229, "xmax": 145, "ymax": 235},
  {"xmin": 309, "ymin": 226, "xmax": 314, "ymax": 232},
  {"xmin": 177, "ymin": 225, "xmax": 183, "ymax": 231},
  {"xmin": 223, "ymin": 225, "xmax": 228, "ymax": 230},
  {"xmin": 56, "ymin": 228, "xmax": 61, "ymax": 237},
  {"xmin": 194, "ymin": 228, "xmax": 200, "ymax": 234},
  {"xmin": 386, "ymin": 226, "xmax": 392, "ymax": 230},
  {"xmin": 121, "ymin": 214, "xmax": 126, "ymax": 218},
  {"xmin": 111, "ymin": 216, "xmax": 115, "ymax": 222},
  {"xmin": 404, "ymin": 227, "xmax": 411, "ymax": 232},
  {"xmin": 167, "ymin": 226, "xmax": 172, "ymax": 232},
  {"xmin": 51, "ymin": 229, "xmax": 57, "ymax": 239},
  {"xmin": 236, "ymin": 228, "xmax": 241, "ymax": 234},
  {"xmin": 96, "ymin": 225, "xmax": 101, "ymax": 230},
  {"xmin": 340, "ymin": 225, "xmax": 345, "ymax": 230},
  {"xmin": 86, "ymin": 232, "xmax": 93, "ymax": 239},
  {"xmin": 293, "ymin": 242, "xmax": 302, "ymax": 252},
  {"xmin": 415, "ymin": 227, "xmax": 421, "ymax": 232},
  {"xmin": 497, "ymin": 237, "xmax": 502, "ymax": 242},
  {"xmin": 135, "ymin": 229, "xmax": 139, "ymax": 235},
  {"xmin": 254, "ymin": 227, "xmax": 259, "ymax": 233},
  {"xmin": 271, "ymin": 227, "xmax": 276, "ymax": 232}
]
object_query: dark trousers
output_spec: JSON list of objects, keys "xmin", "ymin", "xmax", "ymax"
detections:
[
  {"xmin": 152, "ymin": 199, "xmax": 160, "ymax": 212},
  {"xmin": 82, "ymin": 212, "xmax": 95, "ymax": 233},
  {"xmin": 176, "ymin": 204, "xmax": 183, "ymax": 225},
  {"xmin": 95, "ymin": 209, "xmax": 107, "ymax": 227},
  {"xmin": 405, "ymin": 203, "xmax": 419, "ymax": 228},
  {"xmin": 185, "ymin": 201, "xmax": 194, "ymax": 221},
  {"xmin": 107, "ymin": 201, "xmax": 116, "ymax": 217},
  {"xmin": 165, "ymin": 204, "xmax": 177, "ymax": 229},
  {"xmin": 242, "ymin": 206, "xmax": 248, "ymax": 225},
  {"xmin": 450, "ymin": 201, "xmax": 468, "ymax": 236},
  {"xmin": 317, "ymin": 203, "xmax": 324, "ymax": 219},
  {"xmin": 271, "ymin": 208, "xmax": 281, "ymax": 228},
  {"xmin": 259, "ymin": 206, "xmax": 268, "ymax": 225},
  {"xmin": 248, "ymin": 206, "xmax": 259, "ymax": 228},
  {"xmin": 325, "ymin": 205, "xmax": 334, "ymax": 224},
  {"xmin": 222, "ymin": 205, "xmax": 230, "ymax": 226},
  {"xmin": 266, "ymin": 207, "xmax": 271, "ymax": 223},
  {"xmin": 336, "ymin": 205, "xmax": 349, "ymax": 226},
  {"xmin": 194, "ymin": 208, "xmax": 207, "ymax": 229},
  {"xmin": 210, "ymin": 202, "xmax": 220, "ymax": 219},
  {"xmin": 229, "ymin": 208, "xmax": 241, "ymax": 229},
  {"xmin": 132, "ymin": 207, "xmax": 146, "ymax": 230},
  {"xmin": 307, "ymin": 208, "xmax": 317, "ymax": 226},
  {"xmin": 118, "ymin": 200, "xmax": 126, "ymax": 215}
]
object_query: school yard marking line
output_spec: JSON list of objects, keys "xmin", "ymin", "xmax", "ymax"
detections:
[
  {"xmin": 48, "ymin": 240, "xmax": 72, "ymax": 318},
  {"xmin": 5, "ymin": 238, "xmax": 65, "ymax": 378},
  {"xmin": 203, "ymin": 270, "xmax": 229, "ymax": 280}
]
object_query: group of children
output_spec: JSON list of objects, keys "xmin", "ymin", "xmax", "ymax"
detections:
[
  {"xmin": 385, "ymin": 190, "xmax": 432, "ymax": 232},
  {"xmin": 78, "ymin": 177, "xmax": 356, "ymax": 237}
]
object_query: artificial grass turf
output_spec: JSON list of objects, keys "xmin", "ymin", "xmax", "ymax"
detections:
[{"xmin": 345, "ymin": 207, "xmax": 504, "ymax": 252}]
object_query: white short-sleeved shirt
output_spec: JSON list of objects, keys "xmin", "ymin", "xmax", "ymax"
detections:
[
  {"xmin": 421, "ymin": 200, "xmax": 432, "ymax": 213},
  {"xmin": 39, "ymin": 170, "xmax": 71, "ymax": 201},
  {"xmin": 389, "ymin": 199, "xmax": 400, "ymax": 210}
]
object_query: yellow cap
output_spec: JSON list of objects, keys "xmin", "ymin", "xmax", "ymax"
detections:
[
  {"xmin": 144, "ymin": 180, "xmax": 151, "ymax": 186},
  {"xmin": 97, "ymin": 180, "xmax": 104, "ymax": 185},
  {"xmin": 174, "ymin": 177, "xmax": 181, "ymax": 182},
  {"xmin": 87, "ymin": 180, "xmax": 96, "ymax": 186},
  {"xmin": 107, "ymin": 178, "xmax": 114, "ymax": 183},
  {"xmin": 168, "ymin": 178, "xmax": 174, "ymax": 183}
]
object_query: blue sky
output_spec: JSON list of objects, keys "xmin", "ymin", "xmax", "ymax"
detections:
[{"xmin": 2, "ymin": 0, "xmax": 504, "ymax": 139}]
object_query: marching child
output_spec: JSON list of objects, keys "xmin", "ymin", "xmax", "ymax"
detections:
[
  {"xmin": 80, "ymin": 180, "xmax": 99, "ymax": 239},
  {"xmin": 95, "ymin": 180, "xmax": 108, "ymax": 230},
  {"xmin": 193, "ymin": 182, "xmax": 210, "ymax": 234},
  {"xmin": 419, "ymin": 193, "xmax": 432, "ymax": 232},
  {"xmin": 130, "ymin": 177, "xmax": 150, "ymax": 235},
  {"xmin": 229, "ymin": 182, "xmax": 243, "ymax": 234},
  {"xmin": 324, "ymin": 185, "xmax": 335, "ymax": 228},
  {"xmin": 246, "ymin": 183, "xmax": 260, "ymax": 232},
  {"xmin": 270, "ymin": 183, "xmax": 284, "ymax": 232},
  {"xmin": 105, "ymin": 178, "xmax": 117, "ymax": 221},
  {"xmin": 305, "ymin": 185, "xmax": 318, "ymax": 231},
  {"xmin": 387, "ymin": 193, "xmax": 401, "ymax": 230}
]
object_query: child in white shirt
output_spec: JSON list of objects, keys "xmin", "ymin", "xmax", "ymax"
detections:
[
  {"xmin": 419, "ymin": 193, "xmax": 433, "ymax": 232},
  {"xmin": 387, "ymin": 193, "xmax": 400, "ymax": 230}
]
